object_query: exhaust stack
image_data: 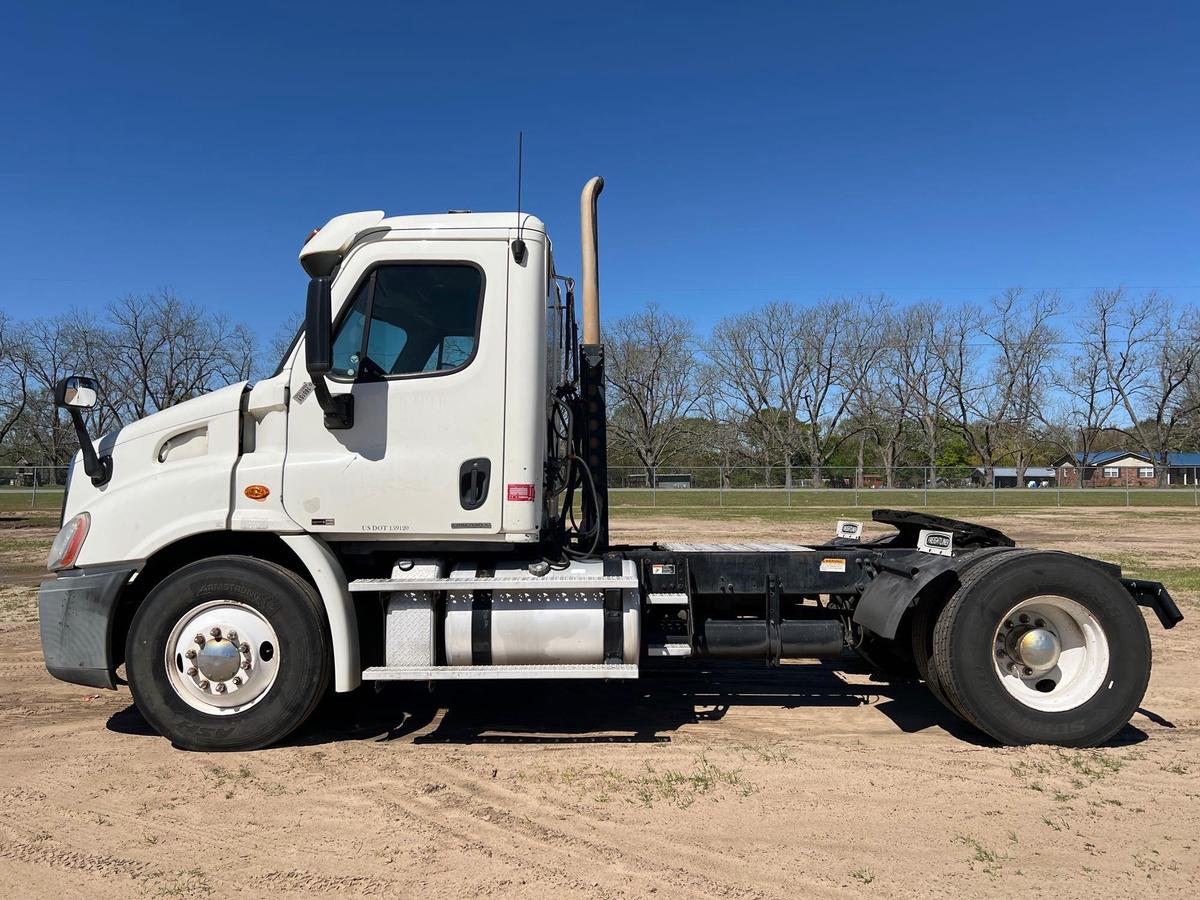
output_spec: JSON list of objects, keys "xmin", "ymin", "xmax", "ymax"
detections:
[{"xmin": 579, "ymin": 176, "xmax": 604, "ymax": 345}]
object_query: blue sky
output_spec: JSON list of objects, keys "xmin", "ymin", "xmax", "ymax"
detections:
[{"xmin": 1, "ymin": 2, "xmax": 1197, "ymax": 344}]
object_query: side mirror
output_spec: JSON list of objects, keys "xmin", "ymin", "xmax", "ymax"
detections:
[
  {"xmin": 303, "ymin": 276, "xmax": 353, "ymax": 429},
  {"xmin": 305, "ymin": 276, "xmax": 334, "ymax": 377},
  {"xmin": 52, "ymin": 376, "xmax": 112, "ymax": 486},
  {"xmin": 54, "ymin": 375, "xmax": 99, "ymax": 410}
]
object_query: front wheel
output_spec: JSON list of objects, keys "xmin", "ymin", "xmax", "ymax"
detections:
[
  {"xmin": 931, "ymin": 552, "xmax": 1151, "ymax": 747},
  {"xmin": 126, "ymin": 557, "xmax": 331, "ymax": 751}
]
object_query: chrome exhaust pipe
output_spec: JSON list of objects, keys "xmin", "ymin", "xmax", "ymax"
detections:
[{"xmin": 579, "ymin": 176, "xmax": 604, "ymax": 345}]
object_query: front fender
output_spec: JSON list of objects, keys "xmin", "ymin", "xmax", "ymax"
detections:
[{"xmin": 281, "ymin": 534, "xmax": 361, "ymax": 692}]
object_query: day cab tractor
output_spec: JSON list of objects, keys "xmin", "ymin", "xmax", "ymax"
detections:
[{"xmin": 39, "ymin": 178, "xmax": 1182, "ymax": 750}]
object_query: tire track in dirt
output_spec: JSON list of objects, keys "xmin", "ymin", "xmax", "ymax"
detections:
[{"xmin": 390, "ymin": 755, "xmax": 791, "ymax": 899}]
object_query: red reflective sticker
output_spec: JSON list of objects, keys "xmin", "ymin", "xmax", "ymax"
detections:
[{"xmin": 506, "ymin": 483, "xmax": 535, "ymax": 502}]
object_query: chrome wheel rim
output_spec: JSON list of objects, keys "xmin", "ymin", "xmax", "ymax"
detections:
[
  {"xmin": 164, "ymin": 600, "xmax": 280, "ymax": 715},
  {"xmin": 992, "ymin": 595, "xmax": 1109, "ymax": 713}
]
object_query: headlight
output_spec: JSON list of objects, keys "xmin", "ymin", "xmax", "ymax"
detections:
[{"xmin": 48, "ymin": 512, "xmax": 90, "ymax": 571}]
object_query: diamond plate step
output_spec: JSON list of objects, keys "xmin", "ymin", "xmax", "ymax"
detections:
[
  {"xmin": 646, "ymin": 592, "xmax": 689, "ymax": 605},
  {"xmin": 646, "ymin": 643, "xmax": 692, "ymax": 658},
  {"xmin": 350, "ymin": 574, "xmax": 639, "ymax": 592},
  {"xmin": 361, "ymin": 663, "xmax": 639, "ymax": 681}
]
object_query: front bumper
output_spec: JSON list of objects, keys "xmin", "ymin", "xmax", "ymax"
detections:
[{"xmin": 39, "ymin": 568, "xmax": 134, "ymax": 689}]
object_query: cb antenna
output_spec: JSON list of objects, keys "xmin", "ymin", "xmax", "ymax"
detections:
[{"xmin": 512, "ymin": 131, "xmax": 527, "ymax": 263}]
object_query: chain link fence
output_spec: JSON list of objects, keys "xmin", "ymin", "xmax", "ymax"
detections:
[
  {"xmin": 608, "ymin": 465, "xmax": 1200, "ymax": 509},
  {"xmin": 0, "ymin": 466, "xmax": 69, "ymax": 510},
  {"xmin": 4, "ymin": 464, "xmax": 1200, "ymax": 512}
]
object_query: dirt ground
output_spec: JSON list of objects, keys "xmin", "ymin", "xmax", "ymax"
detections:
[{"xmin": 1, "ymin": 509, "xmax": 1197, "ymax": 898}]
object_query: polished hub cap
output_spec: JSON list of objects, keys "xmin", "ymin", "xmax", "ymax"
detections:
[
  {"xmin": 196, "ymin": 638, "xmax": 242, "ymax": 682},
  {"xmin": 1013, "ymin": 627, "xmax": 1061, "ymax": 674},
  {"xmin": 165, "ymin": 601, "xmax": 280, "ymax": 715}
]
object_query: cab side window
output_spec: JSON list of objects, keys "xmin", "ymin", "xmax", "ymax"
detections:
[{"xmin": 329, "ymin": 264, "xmax": 484, "ymax": 380}]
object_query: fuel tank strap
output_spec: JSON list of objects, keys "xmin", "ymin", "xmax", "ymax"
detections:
[
  {"xmin": 602, "ymin": 555, "xmax": 624, "ymax": 664},
  {"xmin": 472, "ymin": 565, "xmax": 495, "ymax": 665}
]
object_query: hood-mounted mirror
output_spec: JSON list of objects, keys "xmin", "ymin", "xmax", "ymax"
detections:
[{"xmin": 53, "ymin": 376, "xmax": 112, "ymax": 486}]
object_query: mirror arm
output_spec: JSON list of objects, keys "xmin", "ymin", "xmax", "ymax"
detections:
[
  {"xmin": 66, "ymin": 408, "xmax": 112, "ymax": 486},
  {"xmin": 309, "ymin": 377, "xmax": 354, "ymax": 430}
]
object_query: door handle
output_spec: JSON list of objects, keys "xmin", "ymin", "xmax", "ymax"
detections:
[{"xmin": 459, "ymin": 458, "xmax": 491, "ymax": 510}]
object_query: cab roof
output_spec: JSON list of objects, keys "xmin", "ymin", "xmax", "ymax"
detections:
[{"xmin": 300, "ymin": 210, "xmax": 547, "ymax": 277}]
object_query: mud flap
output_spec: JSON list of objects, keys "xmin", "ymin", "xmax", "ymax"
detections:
[{"xmin": 852, "ymin": 552, "xmax": 960, "ymax": 639}]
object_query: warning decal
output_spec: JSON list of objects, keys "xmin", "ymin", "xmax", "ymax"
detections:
[
  {"xmin": 819, "ymin": 557, "xmax": 847, "ymax": 574},
  {"xmin": 506, "ymin": 483, "xmax": 535, "ymax": 502}
]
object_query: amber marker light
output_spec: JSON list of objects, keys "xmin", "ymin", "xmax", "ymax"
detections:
[{"xmin": 244, "ymin": 485, "xmax": 270, "ymax": 501}]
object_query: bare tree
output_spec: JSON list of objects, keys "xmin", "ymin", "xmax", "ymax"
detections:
[
  {"xmin": 795, "ymin": 296, "xmax": 890, "ymax": 486},
  {"xmin": 0, "ymin": 312, "xmax": 30, "ymax": 452},
  {"xmin": 605, "ymin": 304, "xmax": 708, "ymax": 485},
  {"xmin": 264, "ymin": 311, "xmax": 303, "ymax": 377},
  {"xmin": 894, "ymin": 303, "xmax": 954, "ymax": 484},
  {"xmin": 1095, "ymin": 289, "xmax": 1200, "ymax": 486},
  {"xmin": 943, "ymin": 289, "xmax": 1060, "ymax": 485},
  {"xmin": 15, "ymin": 316, "xmax": 84, "ymax": 466},
  {"xmin": 857, "ymin": 308, "xmax": 916, "ymax": 487},
  {"xmin": 1044, "ymin": 290, "xmax": 1122, "ymax": 486},
  {"xmin": 707, "ymin": 301, "xmax": 809, "ymax": 486},
  {"xmin": 106, "ymin": 291, "xmax": 255, "ymax": 422},
  {"xmin": 983, "ymin": 288, "xmax": 1061, "ymax": 485}
]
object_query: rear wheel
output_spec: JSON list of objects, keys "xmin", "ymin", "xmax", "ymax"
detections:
[
  {"xmin": 126, "ymin": 557, "xmax": 331, "ymax": 751},
  {"xmin": 931, "ymin": 551, "xmax": 1150, "ymax": 747}
]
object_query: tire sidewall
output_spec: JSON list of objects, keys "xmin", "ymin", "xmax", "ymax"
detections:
[
  {"xmin": 946, "ymin": 553, "xmax": 1150, "ymax": 746},
  {"xmin": 126, "ymin": 557, "xmax": 330, "ymax": 751}
]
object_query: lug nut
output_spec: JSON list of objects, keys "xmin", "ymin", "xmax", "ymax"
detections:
[
  {"xmin": 996, "ymin": 649, "xmax": 1007, "ymax": 659},
  {"xmin": 214, "ymin": 682, "xmax": 227, "ymax": 694},
  {"xmin": 210, "ymin": 627, "xmax": 222, "ymax": 639},
  {"xmin": 1008, "ymin": 663, "xmax": 1020, "ymax": 674},
  {"xmin": 194, "ymin": 634, "xmax": 206, "ymax": 646},
  {"xmin": 240, "ymin": 660, "xmax": 251, "ymax": 670},
  {"xmin": 226, "ymin": 630, "xmax": 238, "ymax": 643},
  {"xmin": 1023, "ymin": 666, "xmax": 1034, "ymax": 677},
  {"xmin": 1034, "ymin": 619, "xmax": 1046, "ymax": 628},
  {"xmin": 239, "ymin": 642, "xmax": 250, "ymax": 654},
  {"xmin": 184, "ymin": 648, "xmax": 197, "ymax": 660},
  {"xmin": 198, "ymin": 680, "xmax": 210, "ymax": 691},
  {"xmin": 1019, "ymin": 613, "xmax": 1030, "ymax": 624},
  {"xmin": 186, "ymin": 666, "xmax": 198, "ymax": 677},
  {"xmin": 1004, "ymin": 620, "xmax": 1014, "ymax": 630},
  {"xmin": 232, "ymin": 676, "xmax": 242, "ymax": 686}
]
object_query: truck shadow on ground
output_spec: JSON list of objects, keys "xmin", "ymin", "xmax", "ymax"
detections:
[{"xmin": 106, "ymin": 658, "xmax": 1153, "ymax": 749}]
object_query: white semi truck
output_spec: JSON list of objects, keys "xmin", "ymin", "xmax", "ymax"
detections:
[{"xmin": 39, "ymin": 179, "xmax": 1182, "ymax": 750}]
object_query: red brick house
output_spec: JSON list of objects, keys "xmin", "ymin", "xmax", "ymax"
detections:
[{"xmin": 1053, "ymin": 451, "xmax": 1200, "ymax": 487}]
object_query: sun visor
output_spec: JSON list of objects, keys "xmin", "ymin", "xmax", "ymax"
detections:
[{"xmin": 299, "ymin": 210, "xmax": 386, "ymax": 277}]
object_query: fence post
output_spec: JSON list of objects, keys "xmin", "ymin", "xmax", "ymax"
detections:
[
  {"xmin": 31, "ymin": 467, "xmax": 38, "ymax": 509},
  {"xmin": 924, "ymin": 466, "xmax": 929, "ymax": 508},
  {"xmin": 991, "ymin": 468, "xmax": 996, "ymax": 508},
  {"xmin": 720, "ymin": 469, "xmax": 725, "ymax": 508}
]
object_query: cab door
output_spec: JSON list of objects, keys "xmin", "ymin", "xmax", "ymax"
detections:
[{"xmin": 282, "ymin": 238, "xmax": 508, "ymax": 539}]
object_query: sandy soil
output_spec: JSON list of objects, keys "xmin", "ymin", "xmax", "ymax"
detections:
[{"xmin": 1, "ymin": 509, "xmax": 1197, "ymax": 898}]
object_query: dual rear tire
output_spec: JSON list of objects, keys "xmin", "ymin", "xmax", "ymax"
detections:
[{"xmin": 914, "ymin": 551, "xmax": 1151, "ymax": 747}]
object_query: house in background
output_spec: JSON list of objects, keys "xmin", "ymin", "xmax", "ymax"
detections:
[
  {"xmin": 1052, "ymin": 451, "xmax": 1200, "ymax": 486},
  {"xmin": 971, "ymin": 466, "xmax": 1057, "ymax": 488}
]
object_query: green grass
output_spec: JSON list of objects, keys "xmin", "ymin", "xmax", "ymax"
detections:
[
  {"xmin": 0, "ymin": 490, "xmax": 62, "ymax": 513},
  {"xmin": 610, "ymin": 486, "xmax": 1200, "ymax": 512}
]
